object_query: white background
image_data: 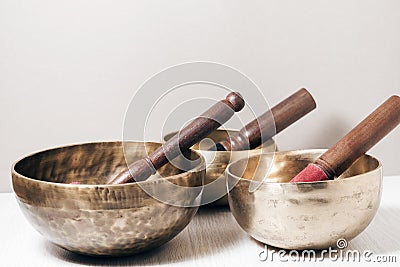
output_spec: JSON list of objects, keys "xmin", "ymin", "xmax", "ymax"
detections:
[{"xmin": 1, "ymin": 0, "xmax": 399, "ymax": 192}]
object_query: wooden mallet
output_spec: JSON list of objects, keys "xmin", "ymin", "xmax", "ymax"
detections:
[
  {"xmin": 215, "ymin": 88, "xmax": 317, "ymax": 151},
  {"xmin": 291, "ymin": 95, "xmax": 400, "ymax": 183},
  {"xmin": 107, "ymin": 92, "xmax": 245, "ymax": 184}
]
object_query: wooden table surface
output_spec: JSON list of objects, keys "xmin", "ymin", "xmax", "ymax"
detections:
[{"xmin": 1, "ymin": 176, "xmax": 399, "ymax": 266}]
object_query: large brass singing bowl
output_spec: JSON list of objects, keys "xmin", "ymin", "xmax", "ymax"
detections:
[
  {"xmin": 227, "ymin": 149, "xmax": 382, "ymax": 250},
  {"xmin": 12, "ymin": 141, "xmax": 205, "ymax": 256},
  {"xmin": 164, "ymin": 129, "xmax": 276, "ymax": 205}
]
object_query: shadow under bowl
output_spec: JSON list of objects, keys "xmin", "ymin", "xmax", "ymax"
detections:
[
  {"xmin": 226, "ymin": 149, "xmax": 382, "ymax": 250},
  {"xmin": 12, "ymin": 141, "xmax": 205, "ymax": 256},
  {"xmin": 164, "ymin": 129, "xmax": 276, "ymax": 206}
]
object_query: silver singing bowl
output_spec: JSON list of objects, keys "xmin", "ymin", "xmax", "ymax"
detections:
[
  {"xmin": 227, "ymin": 149, "xmax": 382, "ymax": 250},
  {"xmin": 164, "ymin": 129, "xmax": 276, "ymax": 205},
  {"xmin": 12, "ymin": 141, "xmax": 205, "ymax": 256}
]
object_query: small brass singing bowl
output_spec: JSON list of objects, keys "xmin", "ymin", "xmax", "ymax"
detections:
[
  {"xmin": 12, "ymin": 141, "xmax": 205, "ymax": 256},
  {"xmin": 164, "ymin": 129, "xmax": 276, "ymax": 205},
  {"xmin": 227, "ymin": 149, "xmax": 382, "ymax": 250}
]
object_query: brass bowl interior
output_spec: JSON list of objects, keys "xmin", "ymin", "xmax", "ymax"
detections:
[
  {"xmin": 14, "ymin": 141, "xmax": 200, "ymax": 185},
  {"xmin": 228, "ymin": 149, "xmax": 380, "ymax": 183}
]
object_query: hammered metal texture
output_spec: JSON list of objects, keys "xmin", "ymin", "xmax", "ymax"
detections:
[
  {"xmin": 227, "ymin": 149, "xmax": 382, "ymax": 250},
  {"xmin": 12, "ymin": 141, "xmax": 205, "ymax": 256}
]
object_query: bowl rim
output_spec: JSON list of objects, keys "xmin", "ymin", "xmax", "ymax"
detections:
[
  {"xmin": 226, "ymin": 148, "xmax": 382, "ymax": 185},
  {"xmin": 11, "ymin": 140, "xmax": 206, "ymax": 189}
]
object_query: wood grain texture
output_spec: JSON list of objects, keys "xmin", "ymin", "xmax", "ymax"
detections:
[
  {"xmin": 1, "ymin": 176, "xmax": 399, "ymax": 266},
  {"xmin": 217, "ymin": 88, "xmax": 316, "ymax": 151},
  {"xmin": 108, "ymin": 92, "xmax": 245, "ymax": 184},
  {"xmin": 316, "ymin": 95, "xmax": 400, "ymax": 179}
]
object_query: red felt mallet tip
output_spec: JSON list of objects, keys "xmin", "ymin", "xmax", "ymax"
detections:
[
  {"xmin": 290, "ymin": 95, "xmax": 400, "ymax": 183},
  {"xmin": 290, "ymin": 164, "xmax": 328, "ymax": 183}
]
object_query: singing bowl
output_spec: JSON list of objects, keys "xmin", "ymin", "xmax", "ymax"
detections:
[
  {"xmin": 12, "ymin": 141, "xmax": 205, "ymax": 256},
  {"xmin": 164, "ymin": 129, "xmax": 276, "ymax": 205},
  {"xmin": 227, "ymin": 149, "xmax": 382, "ymax": 250}
]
